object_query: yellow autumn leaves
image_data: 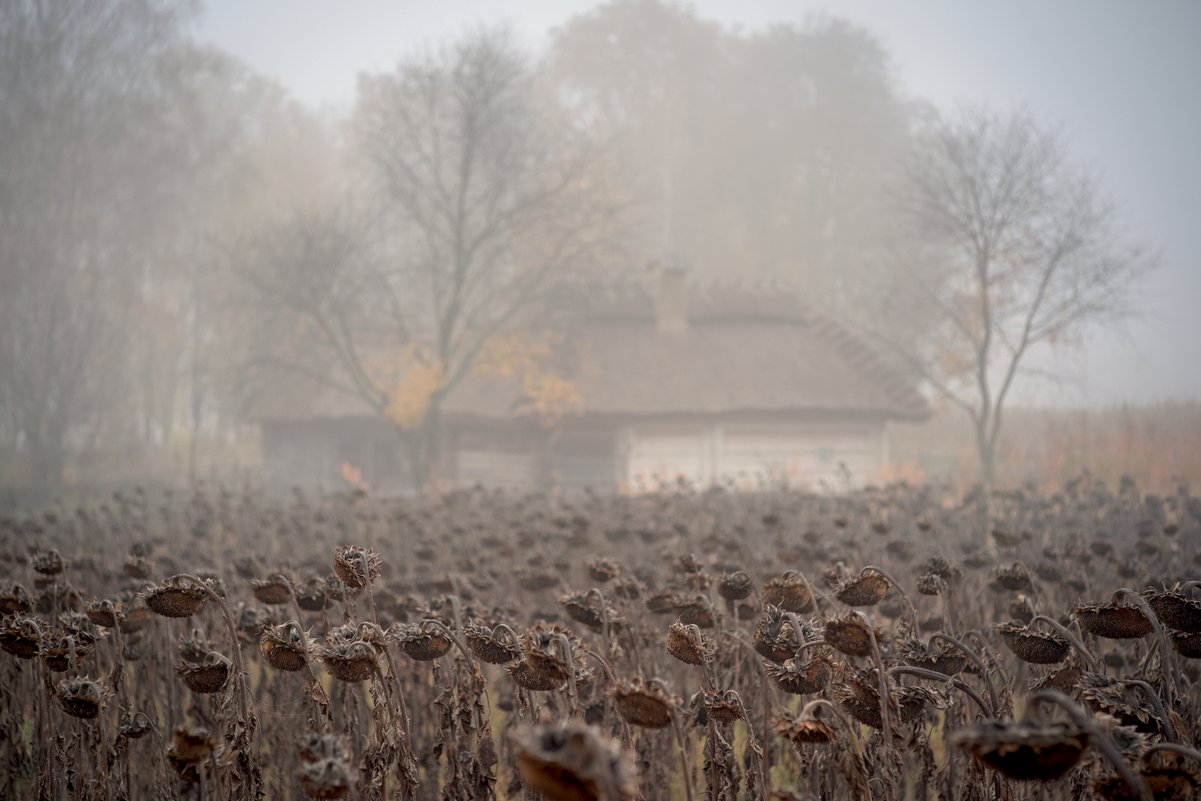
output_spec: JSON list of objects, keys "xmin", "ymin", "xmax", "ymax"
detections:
[
  {"xmin": 376, "ymin": 332, "xmax": 582, "ymax": 430},
  {"xmin": 382, "ymin": 346, "xmax": 445, "ymax": 429},
  {"xmin": 475, "ymin": 332, "xmax": 584, "ymax": 426}
]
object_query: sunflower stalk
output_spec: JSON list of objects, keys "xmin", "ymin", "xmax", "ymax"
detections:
[{"xmin": 1029, "ymin": 690, "xmax": 1152, "ymax": 801}]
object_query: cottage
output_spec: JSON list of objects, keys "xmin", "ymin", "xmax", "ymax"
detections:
[{"xmin": 252, "ymin": 271, "xmax": 929, "ymax": 493}]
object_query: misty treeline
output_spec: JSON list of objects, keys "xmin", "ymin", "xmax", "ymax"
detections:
[{"xmin": 0, "ymin": 0, "xmax": 1153, "ymax": 490}]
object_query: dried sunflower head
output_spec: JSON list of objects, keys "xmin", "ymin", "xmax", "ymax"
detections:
[
  {"xmin": 295, "ymin": 577, "xmax": 332, "ymax": 612},
  {"xmin": 666, "ymin": 620, "xmax": 713, "ymax": 666},
  {"xmin": 236, "ymin": 605, "xmax": 274, "ymax": 644},
  {"xmin": 1079, "ymin": 674, "xmax": 1164, "ymax": 734},
  {"xmin": 59, "ymin": 611, "xmax": 98, "ymax": 639},
  {"xmin": 118, "ymin": 601, "xmax": 152, "ymax": 634},
  {"xmin": 1074, "ymin": 596, "xmax": 1153, "ymax": 639},
  {"xmin": 299, "ymin": 755, "xmax": 355, "ymax": 800},
  {"xmin": 990, "ymin": 563, "xmax": 1033, "ymax": 593},
  {"xmin": 997, "ymin": 621, "xmax": 1070, "ymax": 665},
  {"xmin": 924, "ymin": 555, "xmax": 960, "ymax": 585},
  {"xmin": 84, "ymin": 599, "xmax": 123, "ymax": 629},
  {"xmin": 587, "ymin": 558, "xmax": 620, "ymax": 584},
  {"xmin": 645, "ymin": 589, "xmax": 681, "ymax": 615},
  {"xmin": 671, "ymin": 594, "xmax": 715, "ymax": 628},
  {"xmin": 464, "ymin": 622, "xmax": 521, "ymax": 665},
  {"xmin": 118, "ymin": 713, "xmax": 153, "ymax": 740},
  {"xmin": 177, "ymin": 650, "xmax": 232, "ymax": 694},
  {"xmin": 916, "ymin": 573, "xmax": 947, "ymax": 596},
  {"xmin": 1171, "ymin": 630, "xmax": 1201, "ymax": 658},
  {"xmin": 1034, "ymin": 561, "xmax": 1063, "ymax": 584},
  {"xmin": 322, "ymin": 574, "xmax": 348, "ymax": 603},
  {"xmin": 167, "ymin": 725, "xmax": 218, "ymax": 774},
  {"xmin": 142, "ymin": 576, "xmax": 208, "ymax": 618},
  {"xmin": 990, "ymin": 528, "xmax": 1027, "ymax": 549},
  {"xmin": 260, "ymin": 621, "xmax": 309, "ymax": 672},
  {"xmin": 561, "ymin": 591, "xmax": 622, "ymax": 632},
  {"xmin": 1095, "ymin": 750, "xmax": 1200, "ymax": 801},
  {"xmin": 233, "ymin": 555, "xmax": 261, "ymax": 581},
  {"xmin": 0, "ymin": 581, "xmax": 32, "ymax": 614},
  {"xmin": 123, "ymin": 554, "xmax": 153, "ymax": 580},
  {"xmin": 753, "ymin": 605, "xmax": 803, "ymax": 663},
  {"xmin": 517, "ymin": 571, "xmax": 560, "ymax": 592},
  {"xmin": 1008, "ymin": 594, "xmax": 1036, "ymax": 624},
  {"xmin": 190, "ymin": 569, "xmax": 225, "ymax": 597},
  {"xmin": 611, "ymin": 677, "xmax": 676, "ymax": 729},
  {"xmin": 169, "ymin": 621, "xmax": 208, "ymax": 659},
  {"xmin": 702, "ymin": 689, "xmax": 746, "ymax": 724},
  {"xmin": 319, "ymin": 640, "xmax": 378, "ymax": 683},
  {"xmin": 250, "ymin": 573, "xmax": 293, "ymax": 606},
  {"xmin": 1143, "ymin": 586, "xmax": 1201, "ymax": 633},
  {"xmin": 506, "ymin": 622, "xmax": 590, "ymax": 692},
  {"xmin": 0, "ymin": 614, "xmax": 42, "ymax": 659},
  {"xmin": 835, "ymin": 568, "xmax": 889, "ymax": 607},
  {"xmin": 32, "ymin": 578, "xmax": 78, "ymax": 616},
  {"xmin": 886, "ymin": 539, "xmax": 916, "ymax": 563},
  {"xmin": 767, "ymin": 654, "xmax": 832, "ymax": 695},
  {"xmin": 953, "ymin": 719, "xmax": 1088, "ymax": 781},
  {"xmin": 324, "ymin": 621, "xmax": 383, "ymax": 649},
  {"xmin": 332, "ymin": 545, "xmax": 380, "ymax": 590},
  {"xmin": 394, "ymin": 620, "xmax": 453, "ymax": 661},
  {"xmin": 512, "ymin": 720, "xmax": 636, "ymax": 801},
  {"xmin": 775, "ymin": 702, "xmax": 839, "ymax": 746},
  {"xmin": 835, "ymin": 670, "xmax": 943, "ymax": 729},
  {"xmin": 823, "ymin": 612, "xmax": 883, "ymax": 659},
  {"xmin": 507, "ymin": 659, "xmax": 565, "ymax": 691},
  {"xmin": 298, "ymin": 734, "xmax": 355, "ymax": 800},
  {"xmin": 298, "ymin": 732, "xmax": 351, "ymax": 765},
  {"xmin": 762, "ymin": 572, "xmax": 813, "ymax": 613},
  {"xmin": 519, "ymin": 621, "xmax": 582, "ymax": 681},
  {"xmin": 40, "ymin": 630, "xmax": 94, "ymax": 672},
  {"xmin": 898, "ymin": 638, "xmax": 968, "ymax": 676},
  {"xmin": 1091, "ymin": 715, "xmax": 1149, "ymax": 760},
  {"xmin": 171, "ymin": 726, "xmax": 216, "ymax": 763},
  {"xmin": 31, "ymin": 549, "xmax": 64, "ymax": 576},
  {"xmin": 717, "ymin": 571, "xmax": 753, "ymax": 602},
  {"xmin": 1030, "ymin": 663, "xmax": 1083, "ymax": 694},
  {"xmin": 677, "ymin": 553, "xmax": 704, "ymax": 575},
  {"xmin": 56, "ymin": 676, "xmax": 110, "ymax": 719}
]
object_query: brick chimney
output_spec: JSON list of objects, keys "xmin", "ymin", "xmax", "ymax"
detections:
[{"xmin": 654, "ymin": 263, "xmax": 689, "ymax": 332}]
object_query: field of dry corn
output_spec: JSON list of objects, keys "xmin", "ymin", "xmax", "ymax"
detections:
[{"xmin": 2, "ymin": 478, "xmax": 1200, "ymax": 800}]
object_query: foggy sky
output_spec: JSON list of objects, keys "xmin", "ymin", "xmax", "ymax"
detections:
[{"xmin": 197, "ymin": 0, "xmax": 1201, "ymax": 407}]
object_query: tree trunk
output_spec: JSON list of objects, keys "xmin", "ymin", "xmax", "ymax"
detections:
[
  {"xmin": 27, "ymin": 426, "xmax": 67, "ymax": 488},
  {"xmin": 422, "ymin": 404, "xmax": 444, "ymax": 489},
  {"xmin": 981, "ymin": 449, "xmax": 996, "ymax": 487},
  {"xmin": 401, "ymin": 403, "xmax": 446, "ymax": 492},
  {"xmin": 974, "ymin": 417, "xmax": 997, "ymax": 488}
]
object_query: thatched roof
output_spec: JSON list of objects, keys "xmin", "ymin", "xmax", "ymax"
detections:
[{"xmin": 250, "ymin": 278, "xmax": 930, "ymax": 425}]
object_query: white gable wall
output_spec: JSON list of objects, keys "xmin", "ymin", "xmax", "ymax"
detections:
[{"xmin": 621, "ymin": 422, "xmax": 886, "ymax": 492}]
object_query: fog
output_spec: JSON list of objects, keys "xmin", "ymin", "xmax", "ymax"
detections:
[
  {"xmin": 6, "ymin": 12, "xmax": 1201, "ymax": 792},
  {"xmin": 2, "ymin": 0, "xmax": 1199, "ymax": 495},
  {"xmin": 199, "ymin": 0, "xmax": 1201, "ymax": 407}
]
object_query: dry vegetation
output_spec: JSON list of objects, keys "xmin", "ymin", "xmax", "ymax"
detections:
[
  {"xmin": 2, "ymin": 477, "xmax": 1200, "ymax": 800},
  {"xmin": 891, "ymin": 402, "xmax": 1201, "ymax": 495}
]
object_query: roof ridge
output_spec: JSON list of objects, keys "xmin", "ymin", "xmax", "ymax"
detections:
[{"xmin": 800, "ymin": 309, "xmax": 928, "ymax": 414}]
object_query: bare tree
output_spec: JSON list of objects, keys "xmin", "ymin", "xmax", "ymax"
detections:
[
  {"xmin": 546, "ymin": 2, "xmax": 919, "ymax": 335},
  {"xmin": 241, "ymin": 27, "xmax": 624, "ymax": 487},
  {"xmin": 894, "ymin": 107, "xmax": 1156, "ymax": 484},
  {"xmin": 0, "ymin": 0, "xmax": 197, "ymax": 486}
]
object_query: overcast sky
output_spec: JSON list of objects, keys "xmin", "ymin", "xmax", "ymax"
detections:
[{"xmin": 197, "ymin": 1, "xmax": 1201, "ymax": 406}]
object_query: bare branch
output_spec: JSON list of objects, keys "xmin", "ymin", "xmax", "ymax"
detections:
[{"xmin": 896, "ymin": 105, "xmax": 1155, "ymax": 482}]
